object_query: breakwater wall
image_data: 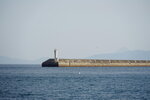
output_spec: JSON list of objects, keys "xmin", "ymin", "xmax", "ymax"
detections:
[{"xmin": 42, "ymin": 59, "xmax": 150, "ymax": 67}]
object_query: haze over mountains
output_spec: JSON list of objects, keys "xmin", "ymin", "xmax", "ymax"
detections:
[
  {"xmin": 0, "ymin": 56, "xmax": 49, "ymax": 64},
  {"xmin": 88, "ymin": 50, "xmax": 150, "ymax": 60},
  {"xmin": 0, "ymin": 50, "xmax": 150, "ymax": 64}
]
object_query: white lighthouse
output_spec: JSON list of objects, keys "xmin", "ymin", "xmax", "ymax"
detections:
[{"xmin": 54, "ymin": 49, "xmax": 59, "ymax": 61}]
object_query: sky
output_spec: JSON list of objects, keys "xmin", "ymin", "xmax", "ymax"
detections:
[{"xmin": 0, "ymin": 0, "xmax": 150, "ymax": 60}]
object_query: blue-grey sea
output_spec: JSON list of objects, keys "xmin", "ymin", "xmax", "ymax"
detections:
[{"xmin": 0, "ymin": 65, "xmax": 150, "ymax": 100}]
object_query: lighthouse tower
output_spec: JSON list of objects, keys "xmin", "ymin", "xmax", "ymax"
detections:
[{"xmin": 54, "ymin": 49, "xmax": 59, "ymax": 62}]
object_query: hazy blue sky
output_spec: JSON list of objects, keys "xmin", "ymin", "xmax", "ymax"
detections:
[{"xmin": 0, "ymin": 0, "xmax": 150, "ymax": 60}]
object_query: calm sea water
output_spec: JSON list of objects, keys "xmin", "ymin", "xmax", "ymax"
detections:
[{"xmin": 0, "ymin": 65, "xmax": 150, "ymax": 100}]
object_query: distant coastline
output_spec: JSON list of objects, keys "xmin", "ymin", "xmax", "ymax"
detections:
[{"xmin": 1, "ymin": 50, "xmax": 150, "ymax": 64}]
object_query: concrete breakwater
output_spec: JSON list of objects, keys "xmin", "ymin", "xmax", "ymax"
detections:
[{"xmin": 42, "ymin": 59, "xmax": 150, "ymax": 67}]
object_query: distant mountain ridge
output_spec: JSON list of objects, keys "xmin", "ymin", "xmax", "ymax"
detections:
[
  {"xmin": 1, "ymin": 50, "xmax": 150, "ymax": 64},
  {"xmin": 0, "ymin": 56, "xmax": 49, "ymax": 64},
  {"xmin": 87, "ymin": 50, "xmax": 150, "ymax": 60},
  {"xmin": 0, "ymin": 56, "xmax": 30, "ymax": 64}
]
